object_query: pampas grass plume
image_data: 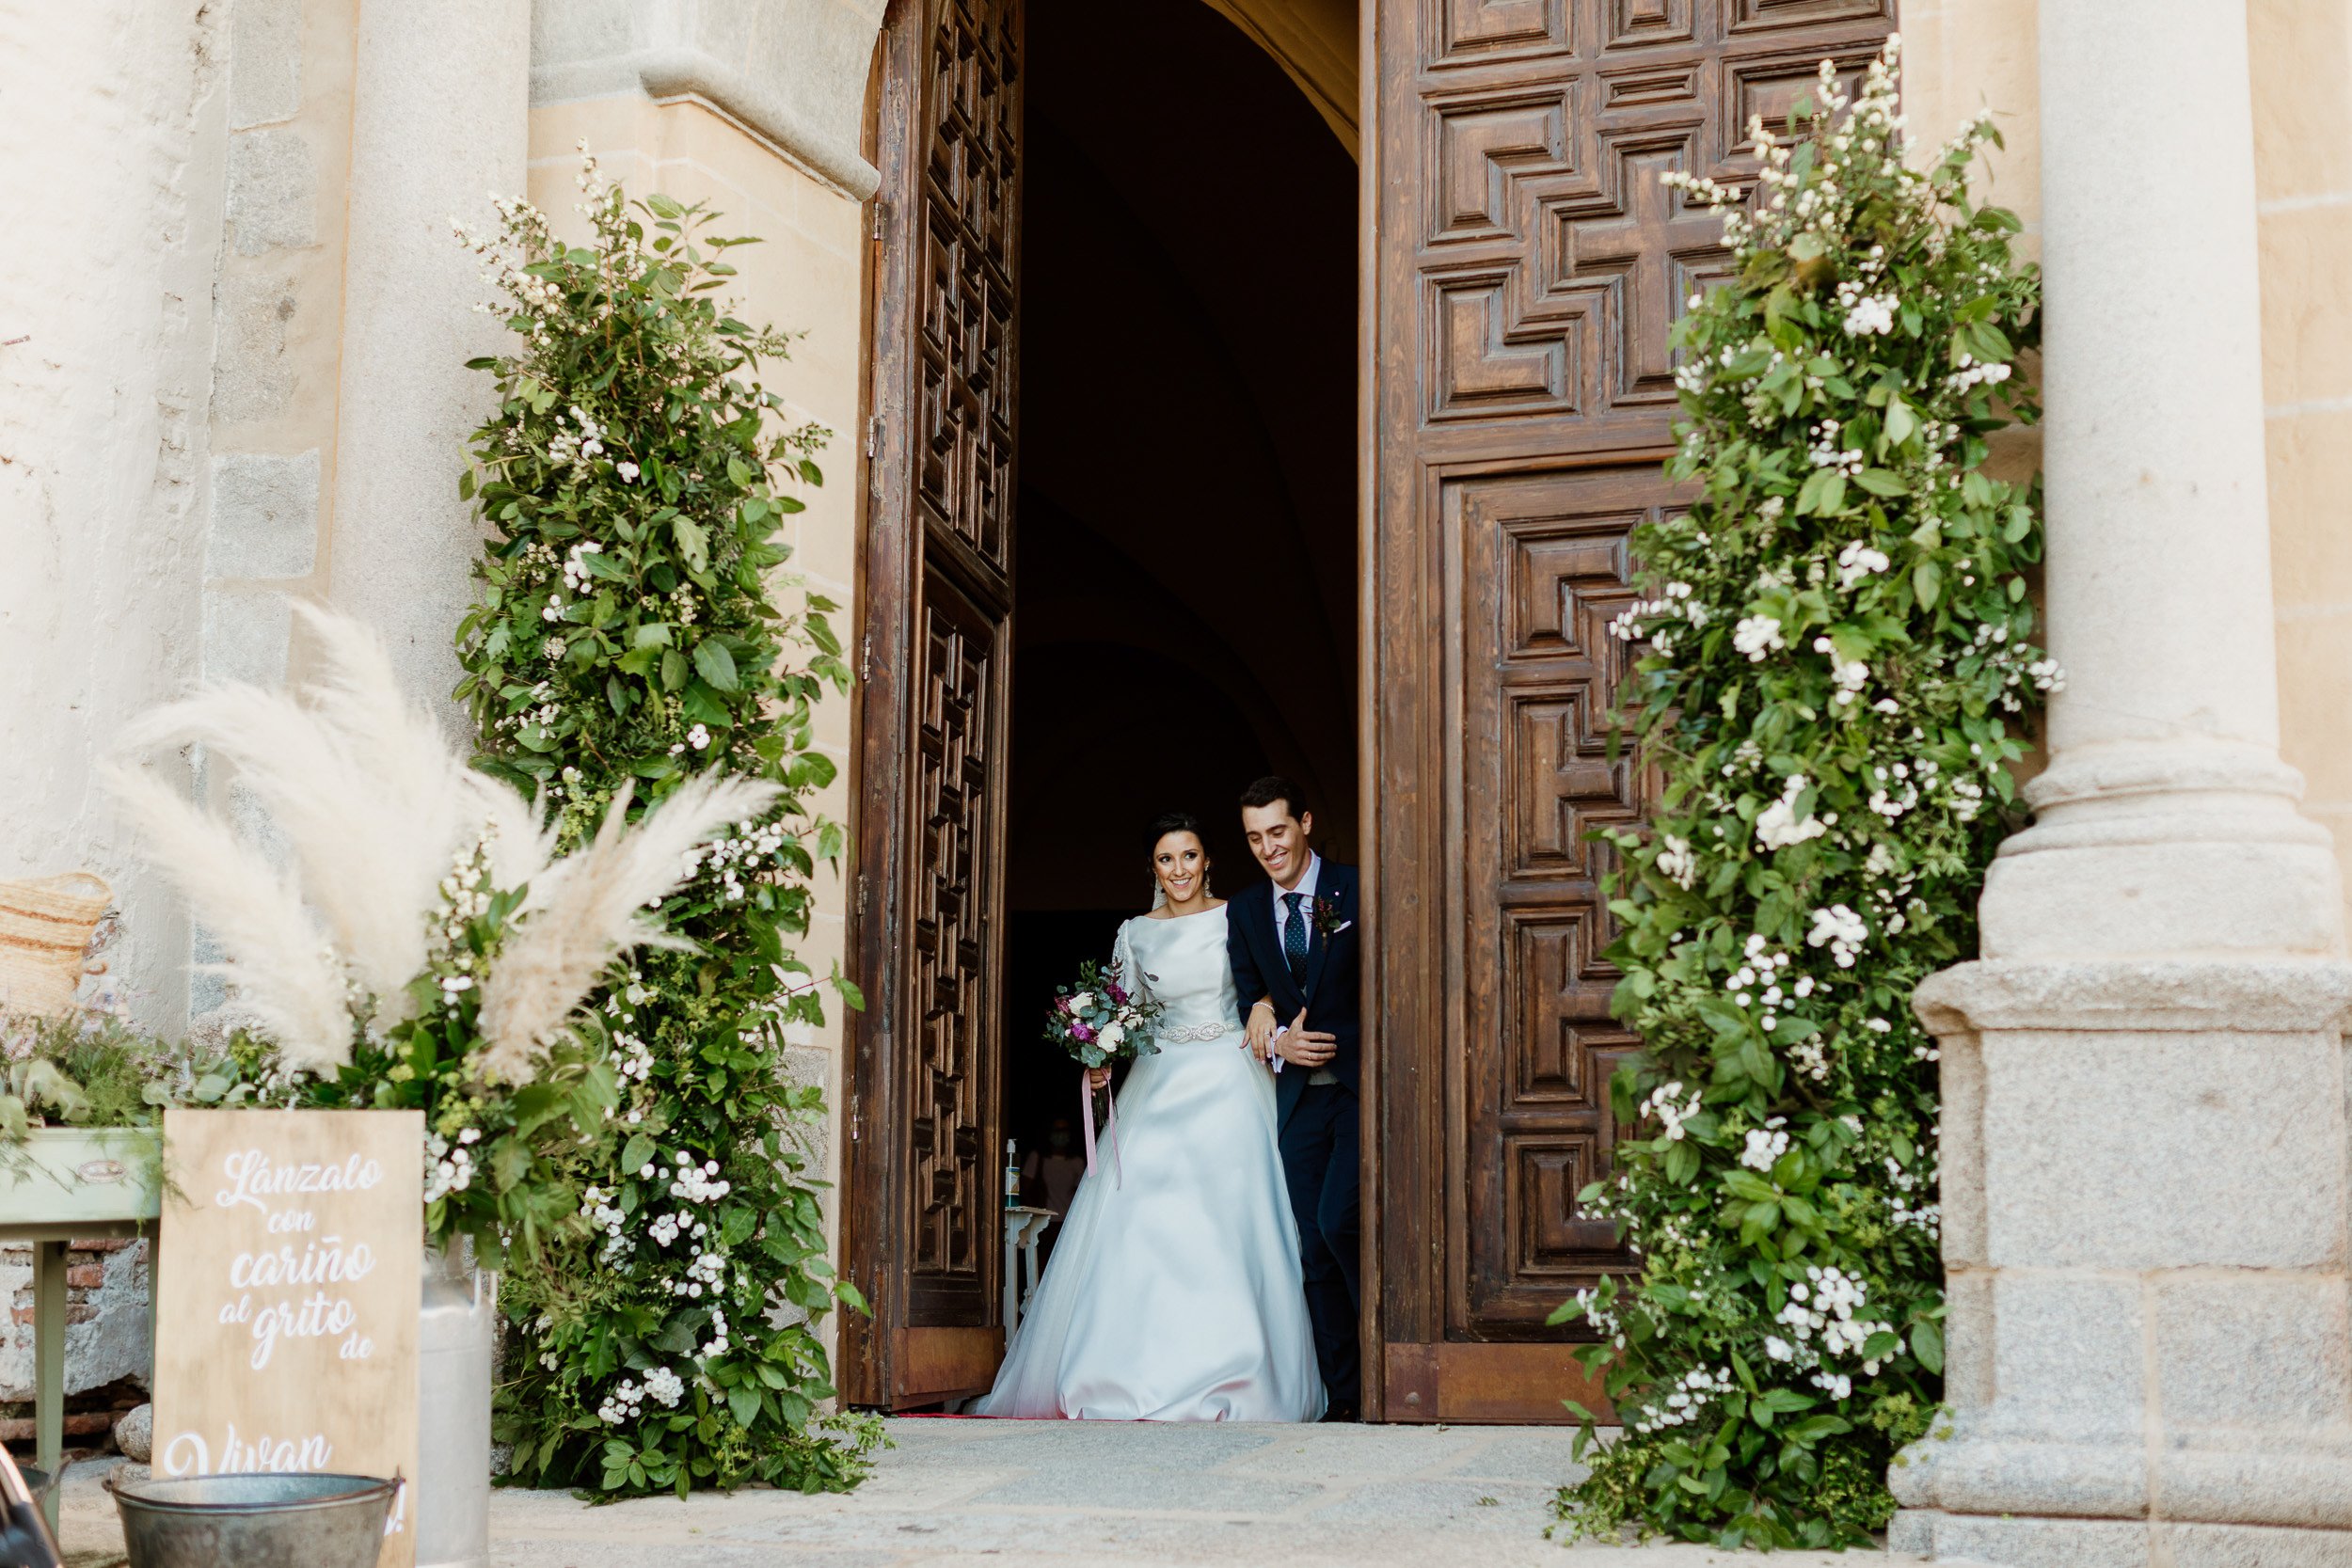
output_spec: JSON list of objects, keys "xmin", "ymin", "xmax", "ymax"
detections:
[
  {"xmin": 102, "ymin": 763, "xmax": 355, "ymax": 1071},
  {"xmin": 474, "ymin": 775, "xmax": 780, "ymax": 1083}
]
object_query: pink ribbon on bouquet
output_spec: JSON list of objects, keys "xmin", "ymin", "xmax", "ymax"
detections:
[{"xmin": 1080, "ymin": 1068, "xmax": 1123, "ymax": 1188}]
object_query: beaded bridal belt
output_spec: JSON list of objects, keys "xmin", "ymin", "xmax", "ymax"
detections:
[{"xmin": 1157, "ymin": 1021, "xmax": 1239, "ymax": 1043}]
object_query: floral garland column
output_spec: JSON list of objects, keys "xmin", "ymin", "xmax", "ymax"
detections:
[{"xmin": 1891, "ymin": 1, "xmax": 2352, "ymax": 1562}]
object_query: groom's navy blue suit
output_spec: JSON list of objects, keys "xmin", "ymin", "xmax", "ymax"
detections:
[{"xmin": 1229, "ymin": 861, "xmax": 1361, "ymax": 1415}]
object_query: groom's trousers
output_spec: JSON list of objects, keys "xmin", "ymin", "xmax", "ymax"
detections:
[{"xmin": 1280, "ymin": 1081, "xmax": 1361, "ymax": 1413}]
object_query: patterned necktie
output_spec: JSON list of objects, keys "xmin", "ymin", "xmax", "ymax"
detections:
[{"xmin": 1282, "ymin": 892, "xmax": 1309, "ymax": 985}]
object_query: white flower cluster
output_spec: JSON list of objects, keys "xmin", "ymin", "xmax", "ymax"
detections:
[
  {"xmin": 1805, "ymin": 903, "xmax": 1868, "ymax": 968},
  {"xmin": 700, "ymin": 1305, "xmax": 732, "ymax": 1360},
  {"xmin": 667, "ymin": 1149, "xmax": 733, "ymax": 1204},
  {"xmin": 1740, "ymin": 1117, "xmax": 1791, "ymax": 1171},
  {"xmin": 612, "ymin": 1030, "xmax": 655, "ymax": 1084},
  {"xmin": 679, "ymin": 816, "xmax": 792, "ymax": 904},
  {"xmin": 1836, "ymin": 541, "xmax": 1890, "ymax": 590},
  {"xmin": 581, "ymin": 1182, "xmax": 630, "ymax": 1264},
  {"xmin": 422, "ymin": 1126, "xmax": 482, "ymax": 1204},
  {"xmin": 1654, "ymin": 833, "xmax": 1697, "ymax": 890},
  {"xmin": 668, "ymin": 1247, "xmax": 726, "ymax": 1300},
  {"xmin": 1809, "ymin": 636, "xmax": 1869, "ymax": 707},
  {"xmin": 645, "ymin": 1208, "xmax": 702, "ymax": 1248},
  {"xmin": 1731, "ymin": 930, "xmax": 1816, "ymax": 1067},
  {"xmin": 1732, "ymin": 614, "xmax": 1786, "ymax": 662},
  {"xmin": 1835, "ymin": 279, "xmax": 1897, "ymax": 338},
  {"xmin": 1806, "ymin": 419, "xmax": 1865, "ymax": 477},
  {"xmin": 1611, "ymin": 580, "xmax": 1710, "ymax": 659},
  {"xmin": 595, "ymin": 1366, "xmax": 685, "ymax": 1425},
  {"xmin": 1945, "ymin": 351, "xmax": 2012, "ymax": 395},
  {"xmin": 1630, "ymin": 1365, "xmax": 1738, "ymax": 1436},
  {"xmin": 548, "ymin": 406, "xmax": 608, "ymax": 475},
  {"xmin": 1755, "ymin": 773, "xmax": 1830, "ymax": 851},
  {"xmin": 1883, "ymin": 1152, "xmax": 1941, "ymax": 1237},
  {"xmin": 1641, "ymin": 1080, "xmax": 1704, "ymax": 1142},
  {"xmin": 561, "ymin": 540, "xmax": 605, "ymax": 593},
  {"xmin": 1762, "ymin": 1265, "xmax": 1894, "ymax": 1400}
]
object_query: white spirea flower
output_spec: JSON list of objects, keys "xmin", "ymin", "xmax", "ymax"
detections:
[
  {"xmin": 1733, "ymin": 615, "xmax": 1787, "ymax": 661},
  {"xmin": 1756, "ymin": 774, "xmax": 1828, "ymax": 852}
]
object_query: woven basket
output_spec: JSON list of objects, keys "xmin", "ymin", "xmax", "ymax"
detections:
[{"xmin": 0, "ymin": 872, "xmax": 111, "ymax": 1019}]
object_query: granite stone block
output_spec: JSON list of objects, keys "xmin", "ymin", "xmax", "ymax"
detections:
[
  {"xmin": 227, "ymin": 128, "xmax": 315, "ymax": 255},
  {"xmin": 207, "ymin": 450, "xmax": 320, "ymax": 579},
  {"xmin": 228, "ymin": 0, "xmax": 301, "ymax": 128}
]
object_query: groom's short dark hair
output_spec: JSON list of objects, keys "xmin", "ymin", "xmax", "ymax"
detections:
[{"xmin": 1239, "ymin": 775, "xmax": 1309, "ymax": 822}]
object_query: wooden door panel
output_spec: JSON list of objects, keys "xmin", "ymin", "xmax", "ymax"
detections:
[
  {"xmin": 1457, "ymin": 471, "xmax": 1650, "ymax": 1334},
  {"xmin": 904, "ymin": 564, "xmax": 1004, "ymax": 1323},
  {"xmin": 846, "ymin": 0, "xmax": 1022, "ymax": 1410},
  {"xmin": 1368, "ymin": 0, "xmax": 1893, "ymax": 1422}
]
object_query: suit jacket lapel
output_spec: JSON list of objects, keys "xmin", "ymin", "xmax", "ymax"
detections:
[{"xmin": 1298, "ymin": 865, "xmax": 1346, "ymax": 1005}]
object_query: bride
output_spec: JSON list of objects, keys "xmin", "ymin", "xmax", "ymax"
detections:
[{"xmin": 973, "ymin": 813, "xmax": 1325, "ymax": 1421}]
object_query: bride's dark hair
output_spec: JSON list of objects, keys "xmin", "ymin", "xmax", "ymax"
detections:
[{"xmin": 1147, "ymin": 811, "xmax": 1211, "ymax": 860}]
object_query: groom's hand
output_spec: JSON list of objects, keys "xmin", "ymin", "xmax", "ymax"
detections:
[
  {"xmin": 1272, "ymin": 1009, "xmax": 1338, "ymax": 1069},
  {"xmin": 1246, "ymin": 998, "xmax": 1279, "ymax": 1063}
]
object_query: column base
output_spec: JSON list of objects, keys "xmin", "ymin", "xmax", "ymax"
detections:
[
  {"xmin": 1979, "ymin": 742, "xmax": 2344, "ymax": 959},
  {"xmin": 1890, "ymin": 1507, "xmax": 2352, "ymax": 1568},
  {"xmin": 1904, "ymin": 958, "xmax": 2352, "ymax": 1567}
]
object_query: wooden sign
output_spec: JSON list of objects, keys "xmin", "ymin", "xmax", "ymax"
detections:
[{"xmin": 154, "ymin": 1108, "xmax": 421, "ymax": 1568}]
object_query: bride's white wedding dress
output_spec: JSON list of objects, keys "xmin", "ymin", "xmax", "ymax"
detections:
[{"xmin": 973, "ymin": 904, "xmax": 1325, "ymax": 1421}]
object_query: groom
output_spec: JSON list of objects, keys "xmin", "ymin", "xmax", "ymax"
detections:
[{"xmin": 1228, "ymin": 775, "xmax": 1361, "ymax": 1421}]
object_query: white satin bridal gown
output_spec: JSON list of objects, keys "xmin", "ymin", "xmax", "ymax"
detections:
[{"xmin": 973, "ymin": 904, "xmax": 1325, "ymax": 1421}]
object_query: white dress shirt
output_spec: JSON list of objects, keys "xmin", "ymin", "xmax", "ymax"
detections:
[{"xmin": 1269, "ymin": 854, "xmax": 1337, "ymax": 1084}]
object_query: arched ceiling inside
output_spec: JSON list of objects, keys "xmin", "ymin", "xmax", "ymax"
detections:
[{"xmin": 1199, "ymin": 0, "xmax": 1360, "ymax": 158}]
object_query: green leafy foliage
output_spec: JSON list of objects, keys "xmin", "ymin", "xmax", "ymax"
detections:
[
  {"xmin": 1548, "ymin": 43, "xmax": 2050, "ymax": 1548},
  {"xmin": 453, "ymin": 152, "xmax": 880, "ymax": 1497}
]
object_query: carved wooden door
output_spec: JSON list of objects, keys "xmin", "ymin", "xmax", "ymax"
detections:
[
  {"xmin": 844, "ymin": 0, "xmax": 1023, "ymax": 1410},
  {"xmin": 1366, "ymin": 0, "xmax": 1893, "ymax": 1422}
]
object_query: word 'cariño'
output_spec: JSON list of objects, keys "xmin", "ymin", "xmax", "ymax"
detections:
[
  {"xmin": 215, "ymin": 1148, "xmax": 386, "ymax": 1212},
  {"xmin": 229, "ymin": 1235, "xmax": 376, "ymax": 1291}
]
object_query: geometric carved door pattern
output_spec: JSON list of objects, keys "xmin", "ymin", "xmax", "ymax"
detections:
[
  {"xmin": 843, "ymin": 0, "xmax": 1023, "ymax": 1409},
  {"xmin": 1369, "ymin": 0, "xmax": 1893, "ymax": 1422}
]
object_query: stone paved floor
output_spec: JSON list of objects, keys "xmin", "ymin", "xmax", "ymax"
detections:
[{"xmin": 52, "ymin": 1418, "xmax": 1919, "ymax": 1565}]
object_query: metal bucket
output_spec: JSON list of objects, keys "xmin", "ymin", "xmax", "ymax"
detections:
[{"xmin": 106, "ymin": 1471, "xmax": 397, "ymax": 1568}]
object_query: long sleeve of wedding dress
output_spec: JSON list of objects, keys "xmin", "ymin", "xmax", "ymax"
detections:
[{"xmin": 971, "ymin": 905, "xmax": 1324, "ymax": 1421}]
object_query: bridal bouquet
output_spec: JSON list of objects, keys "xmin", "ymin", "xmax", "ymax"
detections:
[
  {"xmin": 1043, "ymin": 959, "xmax": 1162, "ymax": 1070},
  {"xmin": 1044, "ymin": 959, "xmax": 1160, "ymax": 1184}
]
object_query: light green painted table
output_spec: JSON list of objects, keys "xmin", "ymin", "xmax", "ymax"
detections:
[{"xmin": 1, "ymin": 1126, "xmax": 161, "ymax": 1529}]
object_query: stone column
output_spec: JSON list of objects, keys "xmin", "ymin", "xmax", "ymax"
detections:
[
  {"xmin": 1889, "ymin": 2, "xmax": 2352, "ymax": 1563},
  {"xmin": 327, "ymin": 0, "xmax": 529, "ymax": 724}
]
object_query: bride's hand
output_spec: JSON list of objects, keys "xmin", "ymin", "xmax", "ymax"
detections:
[
  {"xmin": 1244, "ymin": 998, "xmax": 1279, "ymax": 1063},
  {"xmin": 1086, "ymin": 1065, "xmax": 1112, "ymax": 1092}
]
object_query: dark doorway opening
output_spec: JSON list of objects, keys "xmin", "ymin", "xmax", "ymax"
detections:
[{"xmin": 1000, "ymin": 0, "xmax": 1360, "ymax": 1181}]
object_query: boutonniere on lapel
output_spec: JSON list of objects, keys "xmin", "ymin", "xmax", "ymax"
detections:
[{"xmin": 1311, "ymin": 895, "xmax": 1350, "ymax": 939}]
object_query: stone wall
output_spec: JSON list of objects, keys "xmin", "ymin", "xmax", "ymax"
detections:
[
  {"xmin": 0, "ymin": 1241, "xmax": 150, "ymax": 1412},
  {"xmin": 0, "ymin": 0, "xmax": 224, "ymax": 1029},
  {"xmin": 2253, "ymin": 1, "xmax": 2352, "ymax": 908}
]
